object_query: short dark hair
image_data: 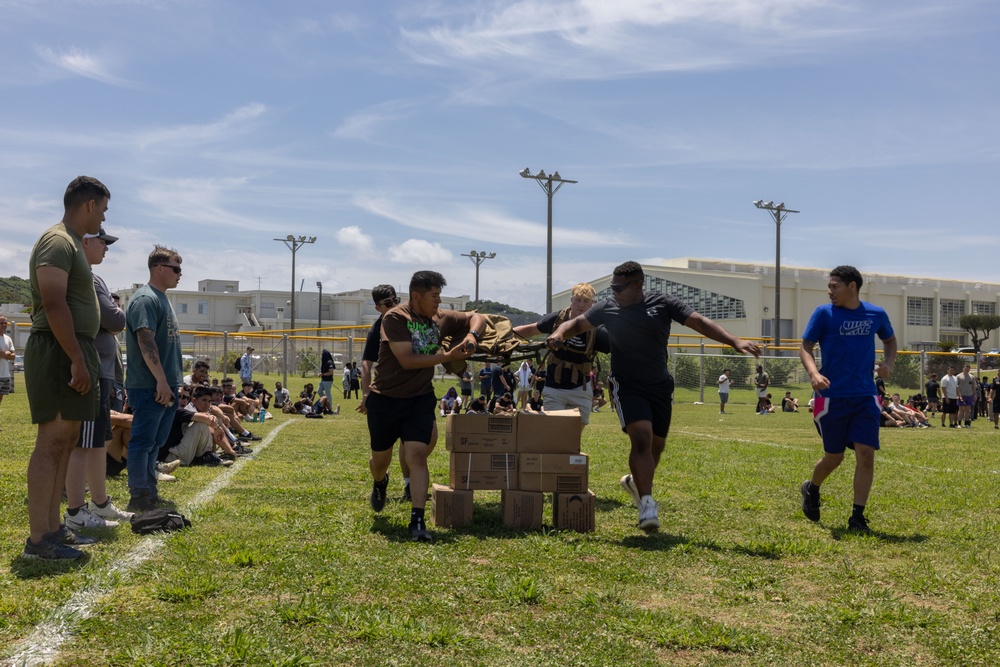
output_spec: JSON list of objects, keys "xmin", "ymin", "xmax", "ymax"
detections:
[
  {"xmin": 64, "ymin": 176, "xmax": 110, "ymax": 211},
  {"xmin": 194, "ymin": 360, "xmax": 209, "ymax": 370},
  {"xmin": 409, "ymin": 270, "xmax": 446, "ymax": 295},
  {"xmin": 148, "ymin": 245, "xmax": 182, "ymax": 270},
  {"xmin": 830, "ymin": 265, "xmax": 863, "ymax": 290},
  {"xmin": 613, "ymin": 261, "xmax": 644, "ymax": 282},
  {"xmin": 372, "ymin": 284, "xmax": 397, "ymax": 303},
  {"xmin": 194, "ymin": 386, "xmax": 214, "ymax": 399}
]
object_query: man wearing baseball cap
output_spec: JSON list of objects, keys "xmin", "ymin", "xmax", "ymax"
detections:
[{"xmin": 239, "ymin": 346, "xmax": 254, "ymax": 385}]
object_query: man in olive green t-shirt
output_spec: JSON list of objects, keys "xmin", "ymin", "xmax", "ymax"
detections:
[{"xmin": 21, "ymin": 176, "xmax": 109, "ymax": 562}]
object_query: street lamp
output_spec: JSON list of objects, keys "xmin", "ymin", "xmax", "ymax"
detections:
[
  {"xmin": 316, "ymin": 281, "xmax": 323, "ymax": 335},
  {"xmin": 461, "ymin": 251, "xmax": 496, "ymax": 309},
  {"xmin": 272, "ymin": 235, "xmax": 317, "ymax": 333},
  {"xmin": 519, "ymin": 167, "xmax": 577, "ymax": 312},
  {"xmin": 752, "ymin": 201, "xmax": 799, "ymax": 350}
]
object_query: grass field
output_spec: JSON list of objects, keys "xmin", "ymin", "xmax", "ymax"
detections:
[{"xmin": 2, "ymin": 373, "xmax": 999, "ymax": 666}]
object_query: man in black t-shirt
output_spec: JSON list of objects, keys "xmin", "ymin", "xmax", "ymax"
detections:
[
  {"xmin": 547, "ymin": 261, "xmax": 760, "ymax": 533},
  {"xmin": 924, "ymin": 373, "xmax": 940, "ymax": 416}
]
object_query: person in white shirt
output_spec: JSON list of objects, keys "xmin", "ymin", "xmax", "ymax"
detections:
[
  {"xmin": 940, "ymin": 366, "xmax": 959, "ymax": 428},
  {"xmin": 0, "ymin": 316, "xmax": 14, "ymax": 426},
  {"xmin": 717, "ymin": 369, "xmax": 731, "ymax": 414}
]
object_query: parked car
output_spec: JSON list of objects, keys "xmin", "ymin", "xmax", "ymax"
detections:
[{"xmin": 13, "ymin": 354, "xmax": 24, "ymax": 372}]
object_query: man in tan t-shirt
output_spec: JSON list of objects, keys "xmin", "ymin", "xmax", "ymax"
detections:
[{"xmin": 364, "ymin": 270, "xmax": 485, "ymax": 542}]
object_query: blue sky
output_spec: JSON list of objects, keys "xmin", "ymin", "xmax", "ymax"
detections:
[{"xmin": 1, "ymin": 0, "xmax": 997, "ymax": 314}]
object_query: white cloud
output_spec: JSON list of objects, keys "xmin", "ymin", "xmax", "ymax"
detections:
[
  {"xmin": 136, "ymin": 177, "xmax": 276, "ymax": 232},
  {"xmin": 336, "ymin": 226, "xmax": 375, "ymax": 254},
  {"xmin": 331, "ymin": 101, "xmax": 414, "ymax": 141},
  {"xmin": 135, "ymin": 103, "xmax": 269, "ymax": 150},
  {"xmin": 35, "ymin": 45, "xmax": 133, "ymax": 86},
  {"xmin": 387, "ymin": 239, "xmax": 453, "ymax": 265}
]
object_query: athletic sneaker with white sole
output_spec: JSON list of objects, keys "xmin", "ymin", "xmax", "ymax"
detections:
[
  {"xmin": 638, "ymin": 495, "xmax": 660, "ymax": 532},
  {"xmin": 156, "ymin": 471, "xmax": 177, "ymax": 482},
  {"xmin": 89, "ymin": 499, "xmax": 134, "ymax": 522},
  {"xmin": 65, "ymin": 506, "xmax": 119, "ymax": 530},
  {"xmin": 157, "ymin": 459, "xmax": 181, "ymax": 474},
  {"xmin": 620, "ymin": 474, "xmax": 641, "ymax": 508},
  {"xmin": 21, "ymin": 537, "xmax": 84, "ymax": 561}
]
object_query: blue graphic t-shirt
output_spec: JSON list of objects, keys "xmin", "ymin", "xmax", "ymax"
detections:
[{"xmin": 802, "ymin": 301, "xmax": 894, "ymax": 398}]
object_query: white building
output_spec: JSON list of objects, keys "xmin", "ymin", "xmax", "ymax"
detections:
[{"xmin": 554, "ymin": 258, "xmax": 1000, "ymax": 351}]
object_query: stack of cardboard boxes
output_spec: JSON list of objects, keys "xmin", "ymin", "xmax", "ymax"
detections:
[{"xmin": 432, "ymin": 409, "xmax": 596, "ymax": 532}]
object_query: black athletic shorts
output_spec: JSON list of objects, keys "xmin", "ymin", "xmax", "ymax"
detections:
[
  {"xmin": 609, "ymin": 374, "xmax": 674, "ymax": 438},
  {"xmin": 942, "ymin": 397, "xmax": 959, "ymax": 415},
  {"xmin": 366, "ymin": 391, "xmax": 436, "ymax": 452}
]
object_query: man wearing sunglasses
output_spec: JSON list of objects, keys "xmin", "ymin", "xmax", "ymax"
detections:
[
  {"xmin": 547, "ymin": 261, "xmax": 760, "ymax": 532},
  {"xmin": 124, "ymin": 246, "xmax": 184, "ymax": 513}
]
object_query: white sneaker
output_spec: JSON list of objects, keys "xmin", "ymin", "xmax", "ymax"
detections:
[
  {"xmin": 620, "ymin": 474, "xmax": 641, "ymax": 508},
  {"xmin": 88, "ymin": 500, "xmax": 134, "ymax": 522},
  {"xmin": 157, "ymin": 460, "xmax": 181, "ymax": 474},
  {"xmin": 638, "ymin": 495, "xmax": 660, "ymax": 532},
  {"xmin": 65, "ymin": 506, "xmax": 119, "ymax": 530},
  {"xmin": 156, "ymin": 471, "xmax": 178, "ymax": 482}
]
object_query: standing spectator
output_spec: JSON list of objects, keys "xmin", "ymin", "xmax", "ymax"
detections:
[
  {"xmin": 318, "ymin": 349, "xmax": 335, "ymax": 407},
  {"xmin": 64, "ymin": 227, "xmax": 133, "ymax": 531},
  {"xmin": 478, "ymin": 362, "xmax": 493, "ymax": 401},
  {"xmin": 991, "ymin": 375, "xmax": 1000, "ymax": 429},
  {"xmin": 546, "ymin": 261, "xmax": 759, "ymax": 532},
  {"xmin": 238, "ymin": 346, "xmax": 254, "ymax": 385},
  {"xmin": 365, "ymin": 270, "xmax": 485, "ymax": 542},
  {"xmin": 342, "ymin": 363, "xmax": 351, "ymax": 399},
  {"xmin": 491, "ymin": 362, "xmax": 511, "ymax": 400},
  {"xmin": 717, "ymin": 369, "xmax": 731, "ymax": 414},
  {"xmin": 22, "ymin": 176, "xmax": 108, "ymax": 561},
  {"xmin": 0, "ymin": 316, "xmax": 14, "ymax": 429},
  {"xmin": 460, "ymin": 367, "xmax": 473, "ymax": 404},
  {"xmin": 798, "ymin": 265, "xmax": 896, "ymax": 535},
  {"xmin": 940, "ymin": 366, "xmax": 959, "ymax": 428},
  {"xmin": 924, "ymin": 372, "xmax": 940, "ymax": 416},
  {"xmin": 124, "ymin": 246, "xmax": 184, "ymax": 513},
  {"xmin": 349, "ymin": 361, "xmax": 361, "ymax": 399},
  {"xmin": 956, "ymin": 364, "xmax": 976, "ymax": 428},
  {"xmin": 754, "ymin": 365, "xmax": 769, "ymax": 414},
  {"xmin": 515, "ymin": 361, "xmax": 533, "ymax": 411}
]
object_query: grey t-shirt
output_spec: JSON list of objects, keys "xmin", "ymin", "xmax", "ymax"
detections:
[
  {"xmin": 584, "ymin": 292, "xmax": 693, "ymax": 385},
  {"xmin": 94, "ymin": 273, "xmax": 125, "ymax": 380}
]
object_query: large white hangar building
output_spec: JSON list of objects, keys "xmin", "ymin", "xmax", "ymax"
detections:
[{"xmin": 553, "ymin": 258, "xmax": 1000, "ymax": 351}]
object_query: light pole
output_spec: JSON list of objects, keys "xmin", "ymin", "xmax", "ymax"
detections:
[
  {"xmin": 461, "ymin": 251, "xmax": 496, "ymax": 309},
  {"xmin": 519, "ymin": 167, "xmax": 577, "ymax": 312},
  {"xmin": 273, "ymin": 235, "xmax": 316, "ymax": 333},
  {"xmin": 752, "ymin": 201, "xmax": 799, "ymax": 350},
  {"xmin": 316, "ymin": 281, "xmax": 323, "ymax": 335}
]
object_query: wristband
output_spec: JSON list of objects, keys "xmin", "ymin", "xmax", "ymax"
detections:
[{"xmin": 471, "ymin": 329, "xmax": 482, "ymax": 341}]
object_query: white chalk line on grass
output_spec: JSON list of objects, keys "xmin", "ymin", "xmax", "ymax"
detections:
[
  {"xmin": 4, "ymin": 420, "xmax": 295, "ymax": 667},
  {"xmin": 675, "ymin": 429, "xmax": 1000, "ymax": 476}
]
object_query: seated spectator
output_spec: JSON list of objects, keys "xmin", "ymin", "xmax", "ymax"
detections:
[
  {"xmin": 807, "ymin": 396, "xmax": 815, "ymax": 413},
  {"xmin": 440, "ymin": 387, "xmax": 462, "ymax": 416},
  {"xmin": 222, "ymin": 378, "xmax": 254, "ymax": 419},
  {"xmin": 161, "ymin": 386, "xmax": 237, "ymax": 466},
  {"xmin": 781, "ymin": 391, "xmax": 799, "ymax": 412},
  {"xmin": 301, "ymin": 382, "xmax": 332, "ymax": 414},
  {"xmin": 493, "ymin": 392, "xmax": 515, "ymax": 415},
  {"xmin": 890, "ymin": 393, "xmax": 931, "ymax": 428},
  {"xmin": 210, "ymin": 387, "xmax": 261, "ymax": 442},
  {"xmin": 183, "ymin": 359, "xmax": 211, "ymax": 386},
  {"xmin": 758, "ymin": 393, "xmax": 775, "ymax": 414},
  {"xmin": 237, "ymin": 381, "xmax": 263, "ymax": 416},
  {"xmin": 106, "ymin": 406, "xmax": 133, "ymax": 477},
  {"xmin": 592, "ymin": 381, "xmax": 607, "ymax": 412},
  {"xmin": 466, "ymin": 395, "xmax": 489, "ymax": 414},
  {"xmin": 252, "ymin": 381, "xmax": 273, "ymax": 410},
  {"xmin": 907, "ymin": 394, "xmax": 929, "ymax": 415},
  {"xmin": 880, "ymin": 397, "xmax": 907, "ymax": 427},
  {"xmin": 527, "ymin": 388, "xmax": 544, "ymax": 412},
  {"xmin": 273, "ymin": 381, "xmax": 290, "ymax": 409}
]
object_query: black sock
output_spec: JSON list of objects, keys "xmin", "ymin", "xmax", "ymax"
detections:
[
  {"xmin": 67, "ymin": 506, "xmax": 82, "ymax": 516},
  {"xmin": 410, "ymin": 507, "xmax": 425, "ymax": 523},
  {"xmin": 807, "ymin": 481, "xmax": 819, "ymax": 494},
  {"xmin": 94, "ymin": 498, "xmax": 110, "ymax": 509},
  {"xmin": 852, "ymin": 504, "xmax": 865, "ymax": 519}
]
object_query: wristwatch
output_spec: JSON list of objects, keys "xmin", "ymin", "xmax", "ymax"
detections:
[{"xmin": 471, "ymin": 329, "xmax": 482, "ymax": 341}]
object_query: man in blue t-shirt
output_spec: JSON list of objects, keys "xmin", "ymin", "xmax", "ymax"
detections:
[
  {"xmin": 547, "ymin": 261, "xmax": 760, "ymax": 533},
  {"xmin": 799, "ymin": 265, "xmax": 897, "ymax": 535},
  {"xmin": 125, "ymin": 246, "xmax": 184, "ymax": 513}
]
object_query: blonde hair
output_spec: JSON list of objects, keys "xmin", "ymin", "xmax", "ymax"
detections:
[{"xmin": 571, "ymin": 283, "xmax": 596, "ymax": 300}]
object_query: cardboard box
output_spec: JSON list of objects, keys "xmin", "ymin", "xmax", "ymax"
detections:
[
  {"xmin": 553, "ymin": 489, "xmax": 596, "ymax": 532},
  {"xmin": 431, "ymin": 483, "xmax": 473, "ymax": 528},
  {"xmin": 445, "ymin": 413, "xmax": 517, "ymax": 453},
  {"xmin": 519, "ymin": 453, "xmax": 588, "ymax": 493},
  {"xmin": 449, "ymin": 452, "xmax": 518, "ymax": 490},
  {"xmin": 501, "ymin": 490, "xmax": 544, "ymax": 530},
  {"xmin": 516, "ymin": 410, "xmax": 582, "ymax": 453}
]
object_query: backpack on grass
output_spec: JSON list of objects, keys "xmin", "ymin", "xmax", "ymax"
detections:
[{"xmin": 130, "ymin": 509, "xmax": 192, "ymax": 535}]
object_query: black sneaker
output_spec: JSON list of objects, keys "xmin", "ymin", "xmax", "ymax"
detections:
[
  {"xmin": 847, "ymin": 515, "xmax": 872, "ymax": 535},
  {"xmin": 235, "ymin": 444, "xmax": 253, "ymax": 456},
  {"xmin": 21, "ymin": 537, "xmax": 84, "ymax": 561},
  {"xmin": 800, "ymin": 481, "xmax": 820, "ymax": 522},
  {"xmin": 127, "ymin": 493, "xmax": 158, "ymax": 513},
  {"xmin": 370, "ymin": 474, "xmax": 389, "ymax": 512},
  {"xmin": 402, "ymin": 482, "xmax": 412, "ymax": 501},
  {"xmin": 47, "ymin": 524, "xmax": 98, "ymax": 546},
  {"xmin": 241, "ymin": 433, "xmax": 262, "ymax": 442},
  {"xmin": 409, "ymin": 516, "xmax": 432, "ymax": 542},
  {"xmin": 196, "ymin": 452, "xmax": 224, "ymax": 467},
  {"xmin": 220, "ymin": 452, "xmax": 236, "ymax": 461}
]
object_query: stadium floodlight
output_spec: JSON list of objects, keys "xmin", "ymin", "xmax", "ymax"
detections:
[
  {"xmin": 518, "ymin": 167, "xmax": 579, "ymax": 312},
  {"xmin": 752, "ymin": 200, "xmax": 800, "ymax": 350},
  {"xmin": 461, "ymin": 251, "xmax": 497, "ymax": 309}
]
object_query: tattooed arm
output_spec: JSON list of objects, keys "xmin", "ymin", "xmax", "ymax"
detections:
[{"xmin": 137, "ymin": 328, "xmax": 173, "ymax": 406}]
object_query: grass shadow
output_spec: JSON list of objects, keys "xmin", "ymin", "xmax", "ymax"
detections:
[
  {"xmin": 10, "ymin": 552, "xmax": 91, "ymax": 578},
  {"xmin": 830, "ymin": 527, "xmax": 930, "ymax": 543},
  {"xmin": 620, "ymin": 532, "xmax": 691, "ymax": 551}
]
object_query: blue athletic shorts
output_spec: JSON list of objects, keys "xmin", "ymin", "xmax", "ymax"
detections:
[{"xmin": 811, "ymin": 395, "xmax": 881, "ymax": 454}]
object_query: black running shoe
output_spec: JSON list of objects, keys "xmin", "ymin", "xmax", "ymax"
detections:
[
  {"xmin": 47, "ymin": 524, "xmax": 98, "ymax": 546},
  {"xmin": 410, "ymin": 516, "xmax": 432, "ymax": 542},
  {"xmin": 21, "ymin": 537, "xmax": 84, "ymax": 561},
  {"xmin": 235, "ymin": 443, "xmax": 253, "ymax": 455},
  {"xmin": 241, "ymin": 433, "xmax": 262, "ymax": 442},
  {"xmin": 800, "ymin": 481, "xmax": 820, "ymax": 522},
  {"xmin": 847, "ymin": 515, "xmax": 872, "ymax": 535},
  {"xmin": 402, "ymin": 482, "xmax": 412, "ymax": 502},
  {"xmin": 370, "ymin": 474, "xmax": 389, "ymax": 512}
]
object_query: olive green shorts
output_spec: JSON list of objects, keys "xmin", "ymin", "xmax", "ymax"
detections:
[{"xmin": 24, "ymin": 331, "xmax": 100, "ymax": 424}]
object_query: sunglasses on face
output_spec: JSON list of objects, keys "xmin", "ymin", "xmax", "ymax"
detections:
[
  {"xmin": 378, "ymin": 297, "xmax": 400, "ymax": 308},
  {"xmin": 610, "ymin": 281, "xmax": 637, "ymax": 293},
  {"xmin": 157, "ymin": 264, "xmax": 182, "ymax": 274}
]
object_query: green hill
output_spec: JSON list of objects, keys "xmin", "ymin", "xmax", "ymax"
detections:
[{"xmin": 0, "ymin": 276, "xmax": 31, "ymax": 304}]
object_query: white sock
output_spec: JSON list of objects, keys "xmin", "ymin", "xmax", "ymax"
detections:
[{"xmin": 404, "ymin": 477, "xmax": 411, "ymax": 488}]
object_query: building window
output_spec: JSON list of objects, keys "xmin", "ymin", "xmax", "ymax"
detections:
[
  {"xmin": 198, "ymin": 300, "xmax": 209, "ymax": 315},
  {"xmin": 906, "ymin": 297, "xmax": 933, "ymax": 326},
  {"xmin": 941, "ymin": 333, "xmax": 966, "ymax": 347},
  {"xmin": 940, "ymin": 299, "xmax": 965, "ymax": 328},
  {"xmin": 596, "ymin": 276, "xmax": 746, "ymax": 320},
  {"xmin": 176, "ymin": 302, "xmax": 188, "ymax": 315},
  {"xmin": 972, "ymin": 301, "xmax": 996, "ymax": 316}
]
